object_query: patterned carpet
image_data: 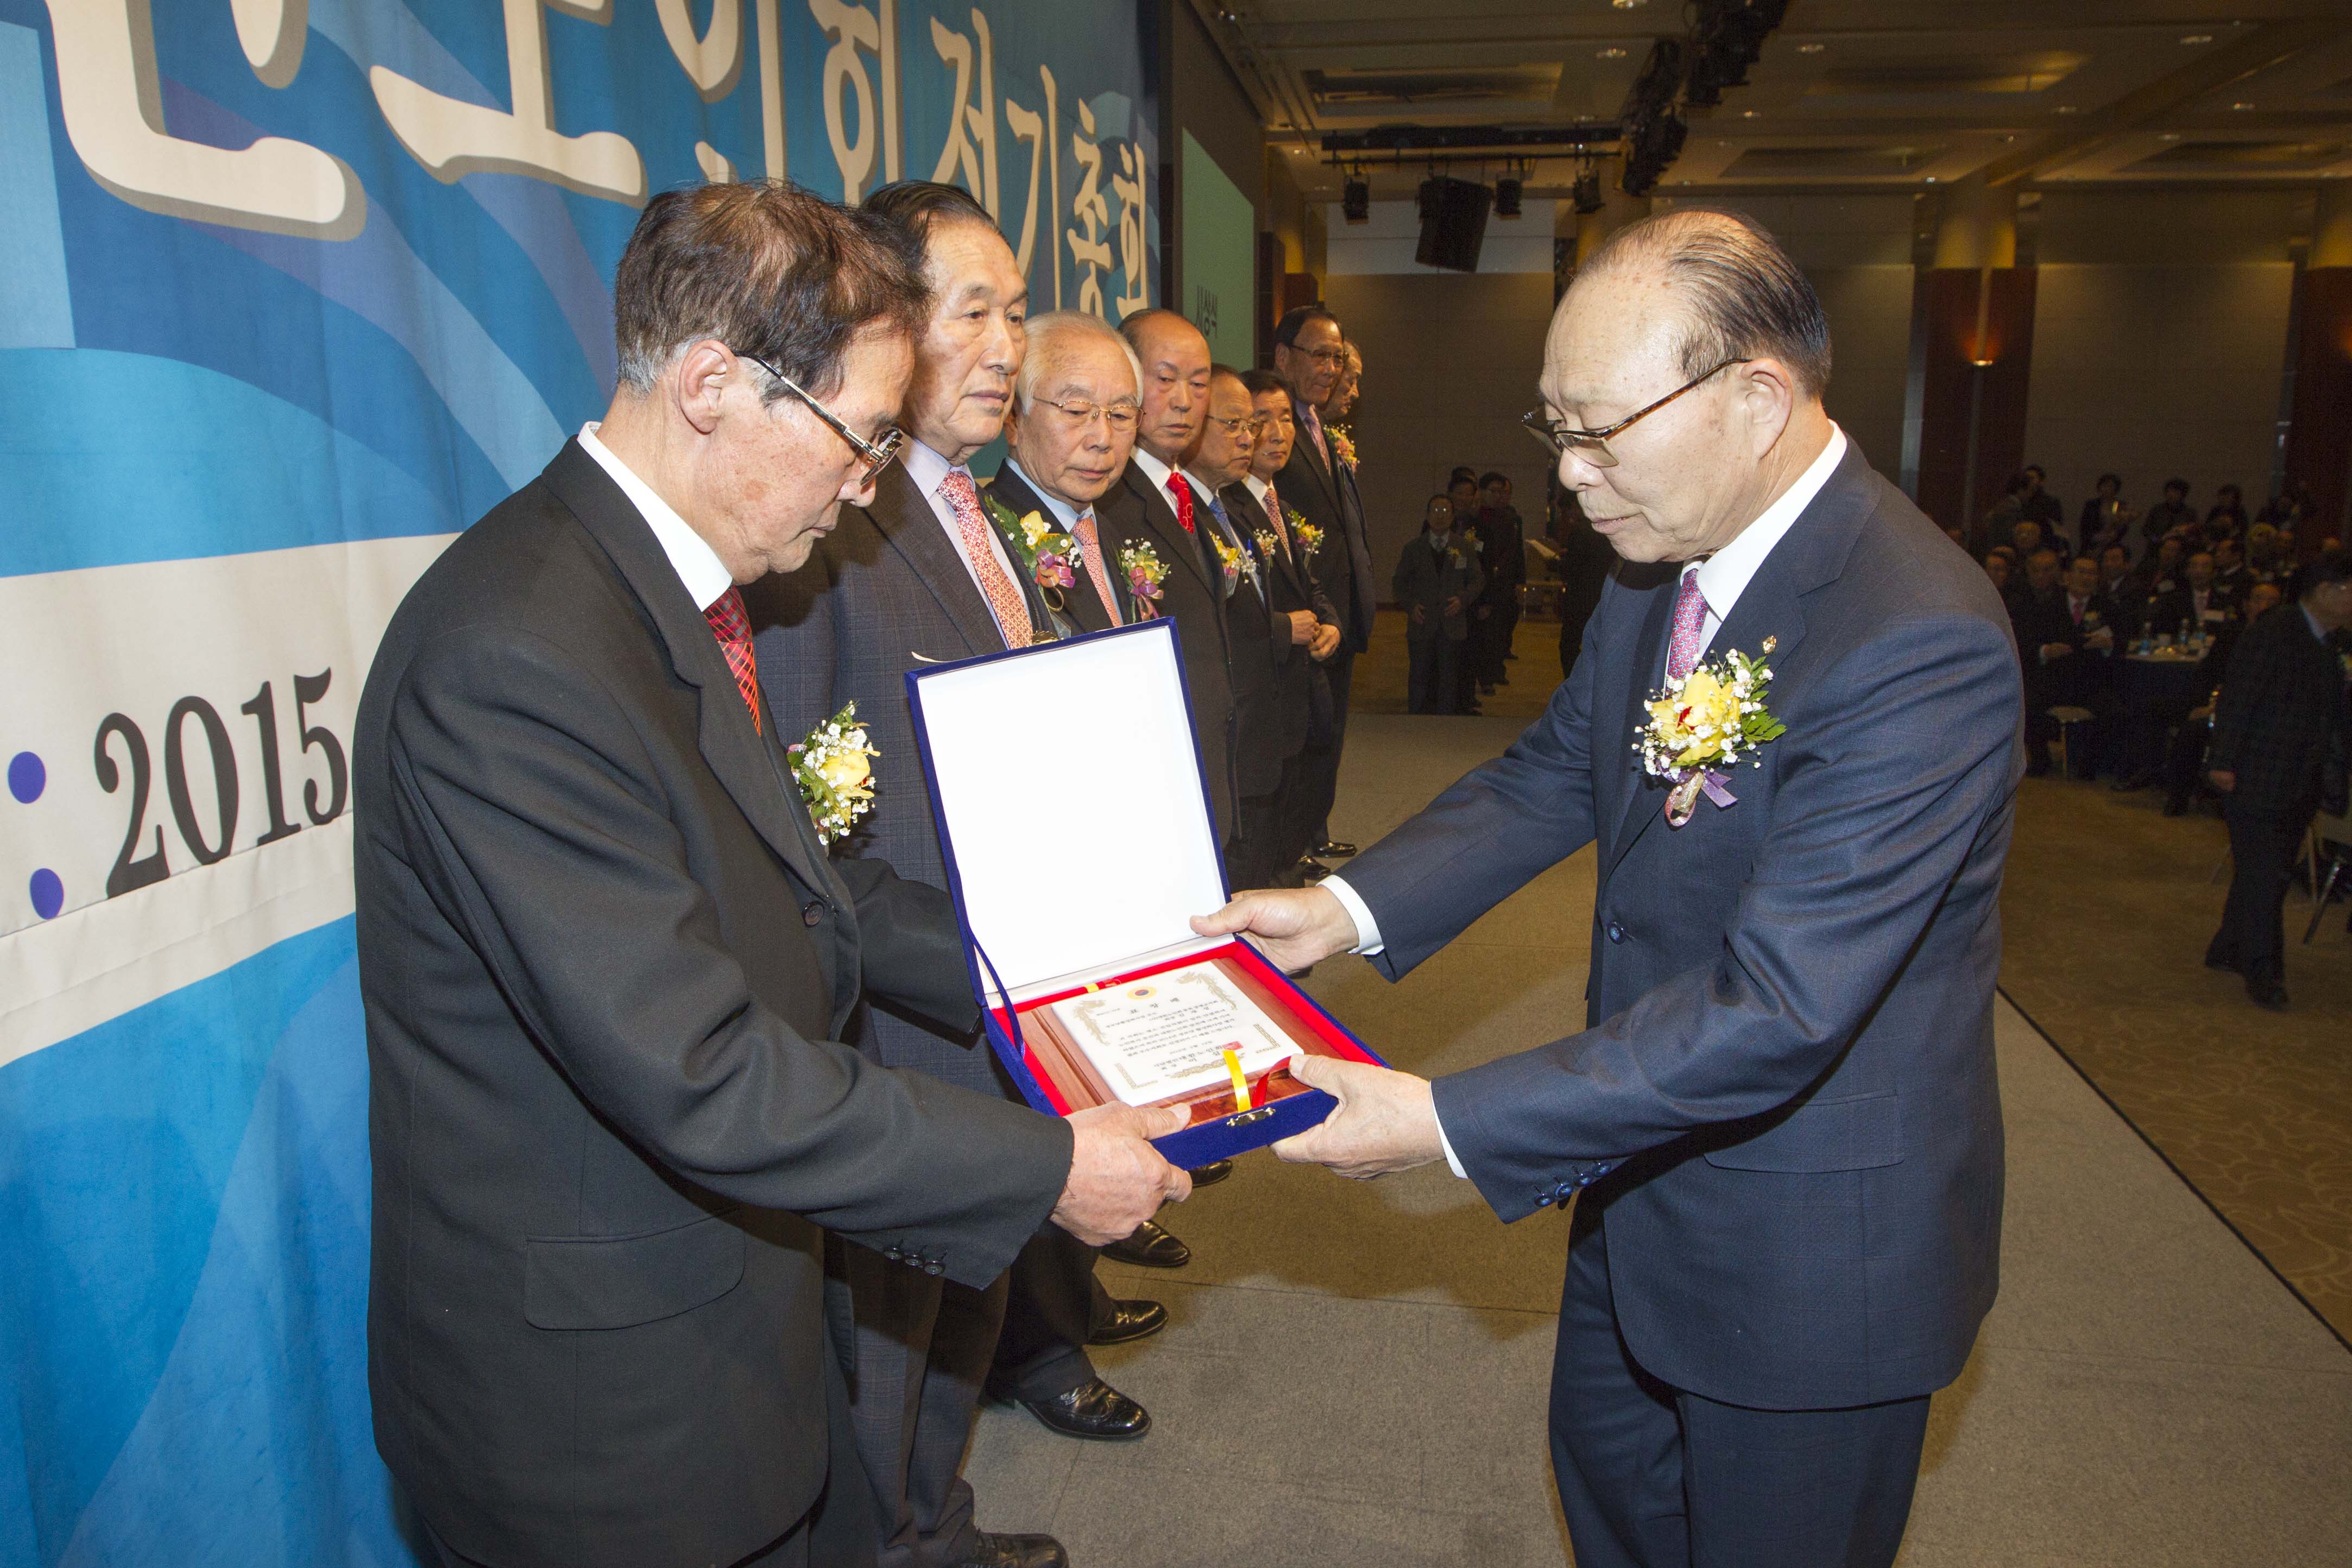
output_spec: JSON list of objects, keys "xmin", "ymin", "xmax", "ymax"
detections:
[{"xmin": 1350, "ymin": 609, "xmax": 2352, "ymax": 1344}]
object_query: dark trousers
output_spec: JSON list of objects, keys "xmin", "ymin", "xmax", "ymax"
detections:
[
  {"xmin": 1300, "ymin": 648, "xmax": 1355, "ymax": 849},
  {"xmin": 1552, "ymin": 1209, "xmax": 1931, "ymax": 1568},
  {"xmin": 1229, "ymin": 785, "xmax": 1292, "ymax": 892},
  {"xmin": 1408, "ymin": 634, "xmax": 1462, "ymax": 715},
  {"xmin": 834, "ymin": 1237, "xmax": 1007, "ymax": 1568},
  {"xmin": 2208, "ymin": 801, "xmax": 2310, "ymax": 991},
  {"xmin": 990, "ymin": 1221, "xmax": 1109, "ymax": 1403}
]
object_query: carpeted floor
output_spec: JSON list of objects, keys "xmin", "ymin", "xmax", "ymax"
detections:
[{"xmin": 1351, "ymin": 606, "xmax": 2352, "ymax": 1344}]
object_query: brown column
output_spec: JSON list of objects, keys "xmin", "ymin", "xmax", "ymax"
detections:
[
  {"xmin": 2282, "ymin": 183, "xmax": 2352, "ymax": 551},
  {"xmin": 1912, "ymin": 179, "xmax": 2036, "ymax": 540}
]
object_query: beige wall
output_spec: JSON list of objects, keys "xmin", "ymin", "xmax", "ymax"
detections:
[{"xmin": 1322, "ymin": 271, "xmax": 1557, "ymax": 594}]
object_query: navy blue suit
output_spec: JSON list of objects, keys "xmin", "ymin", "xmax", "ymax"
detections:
[{"xmin": 1341, "ymin": 442, "xmax": 2020, "ymax": 1566}]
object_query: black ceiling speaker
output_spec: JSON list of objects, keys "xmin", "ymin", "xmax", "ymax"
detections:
[
  {"xmin": 1415, "ymin": 175, "xmax": 1492, "ymax": 271},
  {"xmin": 1572, "ymin": 170, "xmax": 1604, "ymax": 215},
  {"xmin": 1494, "ymin": 175, "xmax": 1523, "ymax": 218},
  {"xmin": 1342, "ymin": 174, "xmax": 1370, "ymax": 223}
]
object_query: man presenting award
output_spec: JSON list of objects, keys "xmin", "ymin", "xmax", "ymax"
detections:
[{"xmin": 1196, "ymin": 210, "xmax": 2020, "ymax": 1567}]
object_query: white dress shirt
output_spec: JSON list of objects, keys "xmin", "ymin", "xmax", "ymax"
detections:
[
  {"xmin": 900, "ymin": 437, "xmax": 1025, "ymax": 625},
  {"xmin": 1127, "ymin": 445, "xmax": 1178, "ymax": 503},
  {"xmin": 1323, "ymin": 422, "xmax": 1849, "ymax": 1177},
  {"xmin": 579, "ymin": 423, "xmax": 732, "ymax": 612},
  {"xmin": 1001, "ymin": 456, "xmax": 1086, "ymax": 531}
]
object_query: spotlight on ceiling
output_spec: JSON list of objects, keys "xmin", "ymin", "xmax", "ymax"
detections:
[
  {"xmin": 1572, "ymin": 170, "xmax": 1604, "ymax": 215},
  {"xmin": 1342, "ymin": 173, "xmax": 1370, "ymax": 223},
  {"xmin": 1494, "ymin": 173, "xmax": 1523, "ymax": 219}
]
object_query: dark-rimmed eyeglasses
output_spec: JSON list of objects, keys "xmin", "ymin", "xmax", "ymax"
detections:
[
  {"xmin": 736, "ymin": 350, "xmax": 905, "ymax": 485},
  {"xmin": 1032, "ymin": 395, "xmax": 1140, "ymax": 435},
  {"xmin": 1521, "ymin": 357, "xmax": 1750, "ymax": 470}
]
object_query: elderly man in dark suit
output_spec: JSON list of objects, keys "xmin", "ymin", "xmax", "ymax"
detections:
[
  {"xmin": 1198, "ymin": 209, "xmax": 2018, "ymax": 1568},
  {"xmin": 2204, "ymin": 551, "xmax": 2352, "ymax": 1010},
  {"xmin": 356, "ymin": 180, "xmax": 1184, "ymax": 1568},
  {"xmin": 748, "ymin": 185, "xmax": 1197, "ymax": 1562},
  {"xmin": 1273, "ymin": 306, "xmax": 1379, "ymax": 871}
]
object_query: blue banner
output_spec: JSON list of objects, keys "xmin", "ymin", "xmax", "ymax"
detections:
[{"xmin": 0, "ymin": 3, "xmax": 1158, "ymax": 1562}]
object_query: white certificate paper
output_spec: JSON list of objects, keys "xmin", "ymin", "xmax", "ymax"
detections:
[{"xmin": 1049, "ymin": 969, "xmax": 1297, "ymax": 1106}]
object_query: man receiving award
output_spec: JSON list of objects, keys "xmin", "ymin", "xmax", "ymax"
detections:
[{"xmin": 1197, "ymin": 210, "xmax": 2019, "ymax": 1568}]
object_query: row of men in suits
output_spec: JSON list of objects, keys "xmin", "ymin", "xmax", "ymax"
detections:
[{"xmin": 745, "ymin": 183, "xmax": 1377, "ymax": 1568}]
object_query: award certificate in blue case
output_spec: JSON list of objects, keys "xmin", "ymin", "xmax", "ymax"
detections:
[{"xmin": 905, "ymin": 619, "xmax": 1385, "ymax": 1165}]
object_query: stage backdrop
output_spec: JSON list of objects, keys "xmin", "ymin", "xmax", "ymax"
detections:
[{"xmin": 0, "ymin": 3, "xmax": 1157, "ymax": 1563}]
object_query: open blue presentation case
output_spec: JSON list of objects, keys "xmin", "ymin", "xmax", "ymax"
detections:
[{"xmin": 904, "ymin": 618, "xmax": 1386, "ymax": 1165}]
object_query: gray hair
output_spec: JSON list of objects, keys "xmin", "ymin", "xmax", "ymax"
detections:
[
  {"xmin": 1580, "ymin": 208, "xmax": 1831, "ymax": 399},
  {"xmin": 1016, "ymin": 311, "xmax": 1143, "ymax": 412}
]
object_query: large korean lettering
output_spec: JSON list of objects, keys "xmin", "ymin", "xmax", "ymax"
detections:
[
  {"xmin": 41, "ymin": 0, "xmax": 365, "ymax": 239},
  {"xmin": 656, "ymin": 0, "xmax": 743, "ymax": 100},
  {"xmin": 1111, "ymin": 140, "xmax": 1148, "ymax": 320},
  {"xmin": 926, "ymin": 9, "xmax": 997, "ymax": 219},
  {"xmin": 370, "ymin": 0, "xmax": 646, "ymax": 205},
  {"xmin": 1001, "ymin": 64, "xmax": 1057, "ymax": 293},
  {"xmin": 810, "ymin": 0, "xmax": 900, "ymax": 203},
  {"xmin": 1066, "ymin": 99, "xmax": 1109, "ymax": 318}
]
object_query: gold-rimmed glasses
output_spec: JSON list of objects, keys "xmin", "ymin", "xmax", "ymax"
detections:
[{"xmin": 1032, "ymin": 395, "xmax": 1140, "ymax": 435}]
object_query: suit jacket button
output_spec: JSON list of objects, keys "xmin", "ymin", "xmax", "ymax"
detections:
[
  {"xmin": 803, "ymin": 900, "xmax": 824, "ymax": 927},
  {"xmin": 1607, "ymin": 921, "xmax": 1625, "ymax": 944}
]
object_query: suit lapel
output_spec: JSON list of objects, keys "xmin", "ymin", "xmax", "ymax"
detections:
[
  {"xmin": 1120, "ymin": 464, "xmax": 1215, "ymax": 596},
  {"xmin": 865, "ymin": 463, "xmax": 1008, "ymax": 655},
  {"xmin": 983, "ymin": 466, "xmax": 1108, "ymax": 636},
  {"xmin": 543, "ymin": 441, "xmax": 836, "ymax": 907}
]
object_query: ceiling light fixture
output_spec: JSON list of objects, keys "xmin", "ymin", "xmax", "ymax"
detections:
[
  {"xmin": 2231, "ymin": 101, "xmax": 2254, "ymax": 110},
  {"xmin": 1598, "ymin": 46, "xmax": 1628, "ymax": 59},
  {"xmin": 1797, "ymin": 42, "xmax": 1825, "ymax": 54},
  {"xmin": 1342, "ymin": 172, "xmax": 1370, "ymax": 223},
  {"xmin": 1610, "ymin": 0, "xmax": 1648, "ymax": 9},
  {"xmin": 2158, "ymin": 131, "xmax": 2180, "ymax": 141},
  {"xmin": 1741, "ymin": 109, "xmax": 1761, "ymax": 118},
  {"xmin": 2180, "ymin": 33, "xmax": 2212, "ymax": 45},
  {"xmin": 2054, "ymin": 105, "xmax": 2079, "ymax": 115}
]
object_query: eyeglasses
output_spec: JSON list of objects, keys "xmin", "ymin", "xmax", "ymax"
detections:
[
  {"xmin": 1032, "ymin": 396, "xmax": 1140, "ymax": 434},
  {"xmin": 1522, "ymin": 357, "xmax": 1750, "ymax": 469},
  {"xmin": 1291, "ymin": 345, "xmax": 1347, "ymax": 367},
  {"xmin": 736, "ymin": 350, "xmax": 905, "ymax": 485},
  {"xmin": 1201, "ymin": 412, "xmax": 1263, "ymax": 437}
]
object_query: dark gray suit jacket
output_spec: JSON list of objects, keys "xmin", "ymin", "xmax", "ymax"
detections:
[
  {"xmin": 744, "ymin": 460, "xmax": 1059, "ymax": 1099},
  {"xmin": 355, "ymin": 441, "xmax": 1070, "ymax": 1568},
  {"xmin": 1277, "ymin": 394, "xmax": 1378, "ymax": 653},
  {"xmin": 1344, "ymin": 442, "xmax": 2019, "ymax": 1412}
]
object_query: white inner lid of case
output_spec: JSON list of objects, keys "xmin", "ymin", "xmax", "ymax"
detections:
[{"xmin": 912, "ymin": 622, "xmax": 1230, "ymax": 997}]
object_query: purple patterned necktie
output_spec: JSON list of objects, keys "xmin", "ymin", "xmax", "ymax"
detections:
[{"xmin": 1665, "ymin": 565, "xmax": 1708, "ymax": 682}]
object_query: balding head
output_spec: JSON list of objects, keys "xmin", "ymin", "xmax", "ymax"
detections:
[
  {"xmin": 1120, "ymin": 309, "xmax": 1210, "ymax": 465},
  {"xmin": 1537, "ymin": 208, "xmax": 1838, "ymax": 564}
]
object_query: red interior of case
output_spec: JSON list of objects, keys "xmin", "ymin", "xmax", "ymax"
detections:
[{"xmin": 988, "ymin": 939, "xmax": 1379, "ymax": 1123}]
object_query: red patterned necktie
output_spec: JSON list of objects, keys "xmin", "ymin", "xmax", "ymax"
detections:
[
  {"xmin": 1163, "ymin": 472, "xmax": 1195, "ymax": 533},
  {"xmin": 1072, "ymin": 510, "xmax": 1123, "ymax": 625},
  {"xmin": 938, "ymin": 468, "xmax": 1035, "ymax": 647},
  {"xmin": 704, "ymin": 585, "xmax": 762, "ymax": 734},
  {"xmin": 1664, "ymin": 565, "xmax": 1709, "ymax": 683}
]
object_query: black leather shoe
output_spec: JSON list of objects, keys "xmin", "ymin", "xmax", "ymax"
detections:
[
  {"xmin": 1298, "ymin": 858, "xmax": 1333, "ymax": 883},
  {"xmin": 2205, "ymin": 953, "xmax": 2241, "ymax": 975},
  {"xmin": 1102, "ymin": 1218, "xmax": 1190, "ymax": 1269},
  {"xmin": 2248, "ymin": 982, "xmax": 2290, "ymax": 1012},
  {"xmin": 1088, "ymin": 1297, "xmax": 1167, "ymax": 1345},
  {"xmin": 1189, "ymin": 1158, "xmax": 1233, "ymax": 1187},
  {"xmin": 1020, "ymin": 1379, "xmax": 1151, "ymax": 1442},
  {"xmin": 1314, "ymin": 840, "xmax": 1358, "ymax": 858},
  {"xmin": 951, "ymin": 1531, "xmax": 1070, "ymax": 1567}
]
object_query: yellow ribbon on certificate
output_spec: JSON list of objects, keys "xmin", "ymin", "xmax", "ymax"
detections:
[{"xmin": 1223, "ymin": 1047, "xmax": 1251, "ymax": 1110}]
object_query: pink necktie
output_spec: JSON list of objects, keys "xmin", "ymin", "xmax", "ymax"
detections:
[
  {"xmin": 938, "ymin": 469, "xmax": 1033, "ymax": 647},
  {"xmin": 1263, "ymin": 486, "xmax": 1292, "ymax": 554},
  {"xmin": 1301, "ymin": 404, "xmax": 1327, "ymax": 469},
  {"xmin": 703, "ymin": 586, "xmax": 762, "ymax": 734},
  {"xmin": 1665, "ymin": 565, "xmax": 1708, "ymax": 682},
  {"xmin": 1072, "ymin": 510, "xmax": 1122, "ymax": 626}
]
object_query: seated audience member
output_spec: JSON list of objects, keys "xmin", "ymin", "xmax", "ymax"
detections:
[
  {"xmin": 2246, "ymin": 522, "xmax": 2289, "ymax": 586},
  {"xmin": 2213, "ymin": 536, "xmax": 2253, "ymax": 600},
  {"xmin": 2097, "ymin": 543, "xmax": 2144, "ymax": 642},
  {"xmin": 2132, "ymin": 534, "xmax": 2187, "ymax": 600},
  {"xmin": 2015, "ymin": 547, "xmax": 2066, "ymax": 776},
  {"xmin": 2010, "ymin": 516, "xmax": 2048, "ymax": 562},
  {"xmin": 2200, "ymin": 551, "xmax": 2352, "ymax": 1009},
  {"xmin": 2254, "ymin": 483, "xmax": 2314, "ymax": 534},
  {"xmin": 2078, "ymin": 472, "xmax": 2137, "ymax": 559},
  {"xmin": 2147, "ymin": 551, "xmax": 2239, "ymax": 641},
  {"xmin": 1395, "ymin": 493, "xmax": 1483, "ymax": 716},
  {"xmin": 1983, "ymin": 549, "xmax": 2015, "ymax": 600},
  {"xmin": 2206, "ymin": 483, "xmax": 2248, "ymax": 543},
  {"xmin": 2141, "ymin": 477, "xmax": 2197, "ymax": 548},
  {"xmin": 1941, "ymin": 521, "xmax": 1968, "ymax": 551},
  {"xmin": 2016, "ymin": 553, "xmax": 2119, "ymax": 779}
]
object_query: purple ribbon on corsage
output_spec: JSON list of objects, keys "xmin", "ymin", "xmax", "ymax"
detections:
[{"xmin": 1663, "ymin": 768, "xmax": 1738, "ymax": 829}]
